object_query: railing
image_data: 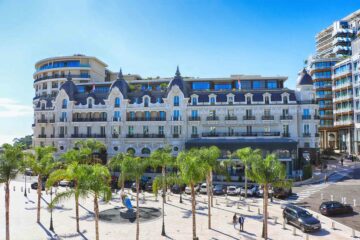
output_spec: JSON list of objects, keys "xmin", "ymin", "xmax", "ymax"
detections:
[
  {"xmin": 113, "ymin": 117, "xmax": 121, "ymax": 122},
  {"xmin": 303, "ymin": 133, "xmax": 311, "ymax": 137},
  {"xmin": 114, "ymin": 104, "xmax": 120, "ymax": 108},
  {"xmin": 34, "ymin": 74, "xmax": 91, "ymax": 83},
  {"xmin": 313, "ymin": 115, "xmax": 320, "ymax": 120},
  {"xmin": 112, "ymin": 133, "xmax": 119, "ymax": 138},
  {"xmin": 191, "ymin": 134, "xmax": 199, "ymax": 138},
  {"xmin": 126, "ymin": 117, "xmax": 166, "ymax": 121},
  {"xmin": 319, "ymin": 104, "xmax": 333, "ymax": 109},
  {"xmin": 315, "ymin": 133, "xmax": 320, "ymax": 137},
  {"xmin": 282, "ymin": 133, "xmax": 290, "ymax": 137},
  {"xmin": 225, "ymin": 116, "xmax": 237, "ymax": 120},
  {"xmin": 302, "ymin": 115, "xmax": 311, "ymax": 120},
  {"xmin": 58, "ymin": 134, "xmax": 65, "ymax": 138},
  {"xmin": 71, "ymin": 134, "xmax": 106, "ymax": 138},
  {"xmin": 201, "ymin": 132, "xmax": 281, "ymax": 137},
  {"xmin": 126, "ymin": 134, "xmax": 165, "ymax": 138},
  {"xmin": 298, "ymin": 100, "xmax": 317, "ymax": 104},
  {"xmin": 280, "ymin": 115, "xmax": 293, "ymax": 120},
  {"xmin": 37, "ymin": 119, "xmax": 48, "ymax": 123},
  {"xmin": 316, "ymin": 94, "xmax": 332, "ymax": 99},
  {"xmin": 320, "ymin": 114, "xmax": 333, "ymax": 118},
  {"xmin": 261, "ymin": 115, "xmax": 274, "ymax": 120},
  {"xmin": 206, "ymin": 116, "xmax": 219, "ymax": 121},
  {"xmin": 173, "ymin": 134, "xmax": 180, "ymax": 138},
  {"xmin": 59, "ymin": 118, "xmax": 67, "ymax": 122},
  {"xmin": 188, "ymin": 116, "xmax": 201, "ymax": 121},
  {"xmin": 49, "ymin": 119, "xmax": 55, "ymax": 123},
  {"xmin": 38, "ymin": 134, "xmax": 46, "ymax": 138},
  {"xmin": 243, "ymin": 116, "xmax": 255, "ymax": 120},
  {"xmin": 35, "ymin": 64, "xmax": 91, "ymax": 73},
  {"xmin": 73, "ymin": 118, "xmax": 107, "ymax": 122}
]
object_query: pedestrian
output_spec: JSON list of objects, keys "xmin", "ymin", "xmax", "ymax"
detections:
[
  {"xmin": 232, "ymin": 213, "xmax": 237, "ymax": 229},
  {"xmin": 239, "ymin": 214, "xmax": 244, "ymax": 232},
  {"xmin": 324, "ymin": 173, "xmax": 328, "ymax": 183},
  {"xmin": 341, "ymin": 158, "xmax": 344, "ymax": 166}
]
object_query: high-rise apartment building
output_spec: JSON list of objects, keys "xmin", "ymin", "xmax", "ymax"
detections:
[{"xmin": 32, "ymin": 55, "xmax": 319, "ymax": 178}]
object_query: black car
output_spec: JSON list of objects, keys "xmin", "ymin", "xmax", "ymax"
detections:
[
  {"xmin": 171, "ymin": 184, "xmax": 186, "ymax": 194},
  {"xmin": 145, "ymin": 181, "xmax": 153, "ymax": 192},
  {"xmin": 273, "ymin": 187, "xmax": 292, "ymax": 199},
  {"xmin": 320, "ymin": 201, "xmax": 353, "ymax": 216},
  {"xmin": 283, "ymin": 205, "xmax": 321, "ymax": 232},
  {"xmin": 31, "ymin": 182, "xmax": 45, "ymax": 191},
  {"xmin": 213, "ymin": 185, "xmax": 226, "ymax": 195},
  {"xmin": 131, "ymin": 182, "xmax": 141, "ymax": 192}
]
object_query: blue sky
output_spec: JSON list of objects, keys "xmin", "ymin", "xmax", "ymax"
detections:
[{"xmin": 0, "ymin": 0, "xmax": 359, "ymax": 144}]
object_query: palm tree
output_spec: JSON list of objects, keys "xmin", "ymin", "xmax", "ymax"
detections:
[
  {"xmin": 149, "ymin": 146, "xmax": 175, "ymax": 236},
  {"xmin": 197, "ymin": 146, "xmax": 220, "ymax": 229},
  {"xmin": 247, "ymin": 153, "xmax": 290, "ymax": 239},
  {"xmin": 177, "ymin": 149, "xmax": 207, "ymax": 240},
  {"xmin": 26, "ymin": 146, "xmax": 57, "ymax": 223},
  {"xmin": 0, "ymin": 143, "xmax": 23, "ymax": 240},
  {"xmin": 46, "ymin": 161, "xmax": 87, "ymax": 232},
  {"xmin": 122, "ymin": 155, "xmax": 148, "ymax": 240},
  {"xmin": 82, "ymin": 164, "xmax": 112, "ymax": 240},
  {"xmin": 236, "ymin": 147, "xmax": 262, "ymax": 198},
  {"xmin": 108, "ymin": 153, "xmax": 127, "ymax": 194},
  {"xmin": 74, "ymin": 139, "xmax": 106, "ymax": 164}
]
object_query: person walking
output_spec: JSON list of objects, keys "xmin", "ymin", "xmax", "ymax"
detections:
[
  {"xmin": 232, "ymin": 213, "xmax": 237, "ymax": 229},
  {"xmin": 239, "ymin": 214, "xmax": 244, "ymax": 232},
  {"xmin": 341, "ymin": 158, "xmax": 344, "ymax": 166}
]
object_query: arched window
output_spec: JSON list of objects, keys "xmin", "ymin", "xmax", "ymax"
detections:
[
  {"xmin": 192, "ymin": 97, "xmax": 197, "ymax": 105},
  {"xmin": 283, "ymin": 96, "xmax": 288, "ymax": 104},
  {"xmin": 141, "ymin": 148, "xmax": 151, "ymax": 155},
  {"xmin": 265, "ymin": 96, "xmax": 270, "ymax": 104},
  {"xmin": 174, "ymin": 96, "xmax": 180, "ymax": 106},
  {"xmin": 62, "ymin": 99, "xmax": 67, "ymax": 109},
  {"xmin": 115, "ymin": 97, "xmax": 120, "ymax": 107},
  {"xmin": 144, "ymin": 97, "xmax": 149, "ymax": 107},
  {"xmin": 210, "ymin": 97, "xmax": 216, "ymax": 105},
  {"xmin": 88, "ymin": 99, "xmax": 93, "ymax": 108},
  {"xmin": 127, "ymin": 148, "xmax": 136, "ymax": 155}
]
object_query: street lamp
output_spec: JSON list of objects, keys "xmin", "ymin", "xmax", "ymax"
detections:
[
  {"xmin": 24, "ymin": 173, "xmax": 27, "ymax": 197},
  {"xmin": 49, "ymin": 187, "xmax": 55, "ymax": 232}
]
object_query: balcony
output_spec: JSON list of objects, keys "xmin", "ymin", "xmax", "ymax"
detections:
[
  {"xmin": 280, "ymin": 115, "xmax": 293, "ymax": 120},
  {"xmin": 302, "ymin": 115, "xmax": 311, "ymax": 120},
  {"xmin": 126, "ymin": 117, "xmax": 166, "ymax": 121},
  {"xmin": 113, "ymin": 117, "xmax": 121, "ymax": 122},
  {"xmin": 303, "ymin": 133, "xmax": 311, "ymax": 137},
  {"xmin": 313, "ymin": 115, "xmax": 320, "ymax": 120},
  {"xmin": 243, "ymin": 116, "xmax": 255, "ymax": 120},
  {"xmin": 191, "ymin": 134, "xmax": 199, "ymax": 138},
  {"xmin": 201, "ymin": 132, "xmax": 280, "ymax": 137},
  {"xmin": 206, "ymin": 116, "xmax": 219, "ymax": 121},
  {"xmin": 261, "ymin": 115, "xmax": 274, "ymax": 120},
  {"xmin": 73, "ymin": 117, "xmax": 107, "ymax": 122},
  {"xmin": 59, "ymin": 118, "xmax": 67, "ymax": 122},
  {"xmin": 34, "ymin": 74, "xmax": 91, "ymax": 83},
  {"xmin": 36, "ymin": 64, "xmax": 91, "ymax": 73},
  {"xmin": 37, "ymin": 119, "xmax": 48, "ymax": 123},
  {"xmin": 49, "ymin": 119, "xmax": 55, "ymax": 123},
  {"xmin": 126, "ymin": 134, "xmax": 165, "ymax": 138},
  {"xmin": 225, "ymin": 116, "xmax": 237, "ymax": 121},
  {"xmin": 112, "ymin": 133, "xmax": 119, "ymax": 138},
  {"xmin": 38, "ymin": 134, "xmax": 46, "ymax": 138},
  {"xmin": 173, "ymin": 134, "xmax": 180, "ymax": 138},
  {"xmin": 282, "ymin": 133, "xmax": 290, "ymax": 137},
  {"xmin": 71, "ymin": 134, "xmax": 106, "ymax": 138},
  {"xmin": 58, "ymin": 134, "xmax": 65, "ymax": 138},
  {"xmin": 188, "ymin": 116, "xmax": 201, "ymax": 121}
]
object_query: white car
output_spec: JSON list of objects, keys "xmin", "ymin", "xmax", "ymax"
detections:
[
  {"xmin": 227, "ymin": 186, "xmax": 239, "ymax": 196},
  {"xmin": 59, "ymin": 180, "xmax": 70, "ymax": 187},
  {"xmin": 199, "ymin": 183, "xmax": 208, "ymax": 194},
  {"xmin": 185, "ymin": 184, "xmax": 200, "ymax": 194}
]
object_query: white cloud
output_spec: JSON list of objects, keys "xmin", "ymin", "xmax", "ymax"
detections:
[{"xmin": 0, "ymin": 98, "xmax": 33, "ymax": 118}]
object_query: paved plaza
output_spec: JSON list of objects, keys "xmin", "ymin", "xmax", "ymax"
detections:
[{"xmin": 0, "ymin": 177, "xmax": 359, "ymax": 240}]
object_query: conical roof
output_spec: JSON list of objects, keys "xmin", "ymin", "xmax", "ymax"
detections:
[
  {"xmin": 168, "ymin": 66, "xmax": 188, "ymax": 97},
  {"xmin": 59, "ymin": 72, "xmax": 77, "ymax": 100},
  {"xmin": 110, "ymin": 68, "xmax": 129, "ymax": 98},
  {"xmin": 297, "ymin": 68, "xmax": 313, "ymax": 86}
]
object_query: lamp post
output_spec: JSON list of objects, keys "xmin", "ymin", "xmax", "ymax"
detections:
[
  {"xmin": 49, "ymin": 187, "xmax": 54, "ymax": 232},
  {"xmin": 24, "ymin": 173, "xmax": 27, "ymax": 197}
]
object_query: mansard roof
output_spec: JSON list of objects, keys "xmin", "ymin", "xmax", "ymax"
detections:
[
  {"xmin": 168, "ymin": 66, "xmax": 189, "ymax": 97},
  {"xmin": 297, "ymin": 69, "xmax": 313, "ymax": 86},
  {"xmin": 110, "ymin": 68, "xmax": 129, "ymax": 98},
  {"xmin": 59, "ymin": 72, "xmax": 78, "ymax": 100}
]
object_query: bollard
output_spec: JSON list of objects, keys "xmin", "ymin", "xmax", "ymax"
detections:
[
  {"xmin": 354, "ymin": 199, "xmax": 357, "ymax": 207},
  {"xmin": 258, "ymin": 208, "xmax": 261, "ymax": 215},
  {"xmin": 331, "ymin": 195, "xmax": 334, "ymax": 201},
  {"xmin": 292, "ymin": 226, "xmax": 296, "ymax": 236},
  {"xmin": 237, "ymin": 202, "xmax": 240, "ymax": 209},
  {"xmin": 306, "ymin": 234, "xmax": 309, "ymax": 240},
  {"xmin": 274, "ymin": 217, "xmax": 278, "ymax": 224},
  {"xmin": 321, "ymin": 193, "xmax": 323, "ymax": 200},
  {"xmin": 352, "ymin": 228, "xmax": 356, "ymax": 238},
  {"xmin": 331, "ymin": 221, "xmax": 335, "ymax": 230},
  {"xmin": 13, "ymin": 186, "xmax": 15, "ymax": 191},
  {"xmin": 21, "ymin": 187, "xmax": 23, "ymax": 192},
  {"xmin": 282, "ymin": 219, "xmax": 286, "ymax": 229},
  {"xmin": 216, "ymin": 199, "xmax": 218, "ymax": 205},
  {"xmin": 247, "ymin": 205, "xmax": 250, "ymax": 212}
]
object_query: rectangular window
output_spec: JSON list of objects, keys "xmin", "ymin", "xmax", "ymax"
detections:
[
  {"xmin": 158, "ymin": 126, "xmax": 164, "ymax": 135},
  {"xmin": 303, "ymin": 109, "xmax": 310, "ymax": 116},
  {"xmin": 173, "ymin": 110, "xmax": 180, "ymax": 121},
  {"xmin": 246, "ymin": 126, "xmax": 252, "ymax": 133},
  {"xmin": 191, "ymin": 110, "xmax": 198, "ymax": 118},
  {"xmin": 128, "ymin": 126, "xmax": 134, "ymax": 135},
  {"xmin": 214, "ymin": 83, "xmax": 232, "ymax": 90},
  {"xmin": 145, "ymin": 111, "xmax": 151, "ymax": 120},
  {"xmin": 100, "ymin": 126, "xmax": 106, "ymax": 136},
  {"xmin": 143, "ymin": 126, "xmax": 149, "ymax": 135},
  {"xmin": 192, "ymin": 97, "xmax": 197, "ymax": 105},
  {"xmin": 74, "ymin": 126, "xmax": 79, "ymax": 135},
  {"xmin": 264, "ymin": 109, "xmax": 270, "ymax": 116},
  {"xmin": 267, "ymin": 81, "xmax": 278, "ymax": 89},
  {"xmin": 192, "ymin": 82, "xmax": 210, "ymax": 90},
  {"xmin": 237, "ymin": 80, "xmax": 251, "ymax": 89},
  {"xmin": 246, "ymin": 109, "xmax": 252, "ymax": 116},
  {"xmin": 282, "ymin": 109, "xmax": 289, "ymax": 116},
  {"xmin": 303, "ymin": 124, "xmax": 310, "ymax": 134},
  {"xmin": 114, "ymin": 111, "xmax": 120, "ymax": 120},
  {"xmin": 159, "ymin": 111, "xmax": 166, "ymax": 120},
  {"xmin": 192, "ymin": 126, "xmax": 197, "ymax": 135},
  {"xmin": 283, "ymin": 125, "xmax": 289, "ymax": 134},
  {"xmin": 87, "ymin": 126, "xmax": 91, "ymax": 136},
  {"xmin": 253, "ymin": 80, "xmax": 265, "ymax": 89}
]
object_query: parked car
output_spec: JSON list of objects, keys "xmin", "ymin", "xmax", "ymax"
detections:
[
  {"xmin": 213, "ymin": 185, "xmax": 226, "ymax": 195},
  {"xmin": 319, "ymin": 201, "xmax": 353, "ymax": 216},
  {"xmin": 199, "ymin": 183, "xmax": 209, "ymax": 194},
  {"xmin": 59, "ymin": 180, "xmax": 70, "ymax": 187},
  {"xmin": 25, "ymin": 168, "xmax": 35, "ymax": 176},
  {"xmin": 273, "ymin": 187, "xmax": 292, "ymax": 199},
  {"xmin": 247, "ymin": 185, "xmax": 260, "ymax": 197},
  {"xmin": 283, "ymin": 205, "xmax": 321, "ymax": 232},
  {"xmin": 145, "ymin": 181, "xmax": 153, "ymax": 192},
  {"xmin": 31, "ymin": 182, "xmax": 45, "ymax": 191},
  {"xmin": 131, "ymin": 182, "xmax": 141, "ymax": 193},
  {"xmin": 124, "ymin": 180, "xmax": 135, "ymax": 189},
  {"xmin": 185, "ymin": 184, "xmax": 200, "ymax": 194},
  {"xmin": 171, "ymin": 184, "xmax": 186, "ymax": 194},
  {"xmin": 226, "ymin": 186, "xmax": 239, "ymax": 196}
]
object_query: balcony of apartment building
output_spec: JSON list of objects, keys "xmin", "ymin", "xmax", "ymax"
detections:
[
  {"xmin": 71, "ymin": 134, "xmax": 106, "ymax": 138},
  {"xmin": 302, "ymin": 133, "xmax": 311, "ymax": 137},
  {"xmin": 261, "ymin": 115, "xmax": 274, "ymax": 121},
  {"xmin": 201, "ymin": 131, "xmax": 280, "ymax": 137},
  {"xmin": 243, "ymin": 115, "xmax": 256, "ymax": 121},
  {"xmin": 37, "ymin": 119, "xmax": 48, "ymax": 123},
  {"xmin": 334, "ymin": 94, "xmax": 353, "ymax": 103},
  {"xmin": 319, "ymin": 103, "xmax": 333, "ymax": 109},
  {"xmin": 188, "ymin": 116, "xmax": 201, "ymax": 121},
  {"xmin": 225, "ymin": 115, "xmax": 237, "ymax": 121},
  {"xmin": 316, "ymin": 93, "xmax": 333, "ymax": 99},
  {"xmin": 206, "ymin": 116, "xmax": 219, "ymax": 121},
  {"xmin": 35, "ymin": 62, "xmax": 91, "ymax": 73},
  {"xmin": 320, "ymin": 114, "xmax": 334, "ymax": 119},
  {"xmin": 333, "ymin": 107, "xmax": 353, "ymax": 115},
  {"xmin": 314, "ymin": 115, "xmax": 321, "ymax": 120},
  {"xmin": 282, "ymin": 132, "xmax": 291, "ymax": 137},
  {"xmin": 72, "ymin": 117, "xmax": 107, "ymax": 122},
  {"xmin": 38, "ymin": 134, "xmax": 47, "ymax": 138},
  {"xmin": 280, "ymin": 115, "xmax": 293, "ymax": 120},
  {"xmin": 126, "ymin": 111, "xmax": 166, "ymax": 122},
  {"xmin": 302, "ymin": 115, "xmax": 312, "ymax": 120},
  {"xmin": 126, "ymin": 133, "xmax": 165, "ymax": 138},
  {"xmin": 72, "ymin": 112, "xmax": 108, "ymax": 122},
  {"xmin": 34, "ymin": 73, "xmax": 91, "ymax": 83}
]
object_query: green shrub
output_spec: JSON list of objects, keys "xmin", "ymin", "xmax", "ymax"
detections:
[{"xmin": 302, "ymin": 164, "xmax": 312, "ymax": 180}]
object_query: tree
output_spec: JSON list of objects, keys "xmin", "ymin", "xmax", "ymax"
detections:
[
  {"xmin": 74, "ymin": 139, "xmax": 106, "ymax": 164},
  {"xmin": 13, "ymin": 135, "xmax": 32, "ymax": 149},
  {"xmin": 26, "ymin": 146, "xmax": 57, "ymax": 223},
  {"xmin": 177, "ymin": 149, "xmax": 207, "ymax": 240},
  {"xmin": 46, "ymin": 161, "xmax": 87, "ymax": 232},
  {"xmin": 82, "ymin": 164, "xmax": 112, "ymax": 240},
  {"xmin": 122, "ymin": 155, "xmax": 148, "ymax": 240},
  {"xmin": 198, "ymin": 146, "xmax": 221, "ymax": 229},
  {"xmin": 236, "ymin": 147, "xmax": 262, "ymax": 198},
  {"xmin": 108, "ymin": 153, "xmax": 127, "ymax": 194},
  {"xmin": 152, "ymin": 176, "xmax": 161, "ymax": 201},
  {"xmin": 0, "ymin": 144, "xmax": 23, "ymax": 240},
  {"xmin": 149, "ymin": 146, "xmax": 176, "ymax": 236},
  {"xmin": 247, "ymin": 153, "xmax": 290, "ymax": 239}
]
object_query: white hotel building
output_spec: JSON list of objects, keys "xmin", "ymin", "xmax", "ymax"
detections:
[{"xmin": 33, "ymin": 55, "xmax": 319, "ymax": 178}]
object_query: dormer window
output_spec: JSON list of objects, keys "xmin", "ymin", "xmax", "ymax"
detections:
[
  {"xmin": 283, "ymin": 96, "xmax": 288, "ymax": 104},
  {"xmin": 41, "ymin": 103, "xmax": 45, "ymax": 110},
  {"xmin": 115, "ymin": 97, "xmax": 120, "ymax": 107},
  {"xmin": 210, "ymin": 96, "xmax": 216, "ymax": 105},
  {"xmin": 88, "ymin": 99, "xmax": 93, "ymax": 108},
  {"xmin": 174, "ymin": 96, "xmax": 180, "ymax": 106},
  {"xmin": 192, "ymin": 97, "xmax": 198, "ymax": 106},
  {"xmin": 144, "ymin": 97, "xmax": 149, "ymax": 107},
  {"xmin": 265, "ymin": 96, "xmax": 270, "ymax": 104},
  {"xmin": 157, "ymin": 97, "xmax": 162, "ymax": 103},
  {"xmin": 246, "ymin": 96, "xmax": 251, "ymax": 105},
  {"xmin": 62, "ymin": 99, "xmax": 67, "ymax": 109}
]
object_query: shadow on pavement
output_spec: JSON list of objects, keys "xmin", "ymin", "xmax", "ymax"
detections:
[
  {"xmin": 210, "ymin": 228, "xmax": 239, "ymax": 240},
  {"xmin": 37, "ymin": 222, "xmax": 52, "ymax": 237}
]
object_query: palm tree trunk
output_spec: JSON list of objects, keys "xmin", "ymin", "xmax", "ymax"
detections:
[
  {"xmin": 5, "ymin": 182, "xmax": 10, "ymax": 240},
  {"xmin": 210, "ymin": 171, "xmax": 214, "ymax": 207},
  {"xmin": 161, "ymin": 166, "xmax": 166, "ymax": 235},
  {"xmin": 136, "ymin": 179, "xmax": 140, "ymax": 240},
  {"xmin": 207, "ymin": 171, "xmax": 211, "ymax": 229},
  {"xmin": 162, "ymin": 166, "xmax": 166, "ymax": 203},
  {"xmin": 94, "ymin": 194, "xmax": 99, "ymax": 240},
  {"xmin": 244, "ymin": 168, "xmax": 248, "ymax": 198},
  {"xmin": 37, "ymin": 175, "xmax": 42, "ymax": 223},
  {"xmin": 190, "ymin": 182, "xmax": 197, "ymax": 240},
  {"xmin": 75, "ymin": 194, "xmax": 80, "ymax": 232},
  {"xmin": 262, "ymin": 184, "xmax": 269, "ymax": 239},
  {"xmin": 121, "ymin": 175, "xmax": 125, "ymax": 195}
]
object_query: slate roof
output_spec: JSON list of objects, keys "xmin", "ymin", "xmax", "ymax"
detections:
[
  {"xmin": 168, "ymin": 66, "xmax": 189, "ymax": 97},
  {"xmin": 59, "ymin": 72, "xmax": 78, "ymax": 100},
  {"xmin": 297, "ymin": 69, "xmax": 313, "ymax": 86},
  {"xmin": 110, "ymin": 69, "xmax": 129, "ymax": 98}
]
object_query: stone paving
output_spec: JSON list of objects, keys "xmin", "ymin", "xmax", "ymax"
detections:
[{"xmin": 0, "ymin": 180, "xmax": 359, "ymax": 240}]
